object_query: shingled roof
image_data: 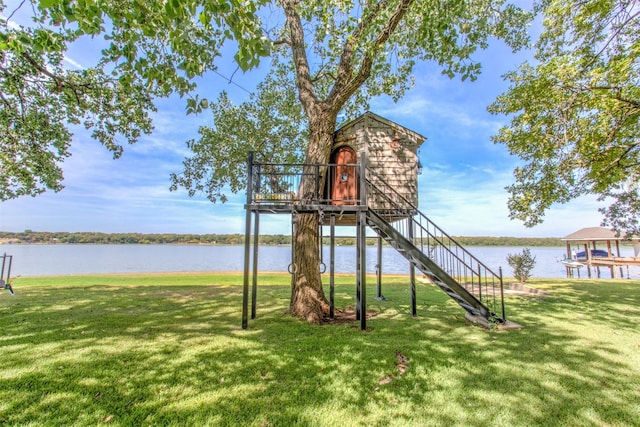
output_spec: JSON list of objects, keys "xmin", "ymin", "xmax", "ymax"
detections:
[{"xmin": 562, "ymin": 227, "xmax": 639, "ymax": 242}]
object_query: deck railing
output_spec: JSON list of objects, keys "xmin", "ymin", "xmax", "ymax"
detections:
[{"xmin": 249, "ymin": 160, "xmax": 360, "ymax": 206}]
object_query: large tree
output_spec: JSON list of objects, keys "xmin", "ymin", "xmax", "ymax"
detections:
[
  {"xmin": 489, "ymin": 0, "xmax": 640, "ymax": 237},
  {"xmin": 1, "ymin": 0, "xmax": 530, "ymax": 323}
]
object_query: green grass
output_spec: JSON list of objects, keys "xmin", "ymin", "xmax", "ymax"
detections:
[{"xmin": 1, "ymin": 273, "xmax": 639, "ymax": 426}]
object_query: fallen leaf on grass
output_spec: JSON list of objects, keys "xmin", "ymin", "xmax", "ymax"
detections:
[
  {"xmin": 378, "ymin": 376, "xmax": 393, "ymax": 385},
  {"xmin": 395, "ymin": 352, "xmax": 409, "ymax": 375},
  {"xmin": 377, "ymin": 352, "xmax": 410, "ymax": 386},
  {"xmin": 103, "ymin": 414, "xmax": 114, "ymax": 423}
]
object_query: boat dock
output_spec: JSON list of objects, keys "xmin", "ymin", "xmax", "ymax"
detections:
[{"xmin": 561, "ymin": 227, "xmax": 640, "ymax": 279}]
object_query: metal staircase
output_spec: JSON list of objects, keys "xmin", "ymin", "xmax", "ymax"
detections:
[{"xmin": 365, "ymin": 171, "xmax": 505, "ymax": 323}]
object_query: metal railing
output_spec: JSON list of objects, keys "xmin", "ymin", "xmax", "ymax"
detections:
[
  {"xmin": 249, "ymin": 160, "xmax": 360, "ymax": 206},
  {"xmin": 365, "ymin": 170, "xmax": 505, "ymax": 319}
]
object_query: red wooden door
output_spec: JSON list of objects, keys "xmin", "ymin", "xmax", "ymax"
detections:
[{"xmin": 331, "ymin": 146, "xmax": 357, "ymax": 205}]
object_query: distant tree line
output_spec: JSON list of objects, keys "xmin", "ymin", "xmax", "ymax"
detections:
[{"xmin": 0, "ymin": 231, "xmax": 564, "ymax": 247}]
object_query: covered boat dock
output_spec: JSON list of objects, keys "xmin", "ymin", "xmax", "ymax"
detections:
[{"xmin": 561, "ymin": 227, "xmax": 640, "ymax": 279}]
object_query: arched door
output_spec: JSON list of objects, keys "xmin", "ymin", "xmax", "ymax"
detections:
[{"xmin": 330, "ymin": 146, "xmax": 358, "ymax": 205}]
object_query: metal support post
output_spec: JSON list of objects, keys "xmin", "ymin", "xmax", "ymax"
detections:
[
  {"xmin": 251, "ymin": 211, "xmax": 260, "ymax": 319},
  {"xmin": 242, "ymin": 152, "xmax": 254, "ymax": 329},
  {"xmin": 359, "ymin": 151, "xmax": 367, "ymax": 207},
  {"xmin": 478, "ymin": 264, "xmax": 482, "ymax": 301},
  {"xmin": 355, "ymin": 214, "xmax": 361, "ymax": 321},
  {"xmin": 329, "ymin": 215, "xmax": 335, "ymax": 318},
  {"xmin": 499, "ymin": 266, "xmax": 506, "ymax": 321},
  {"xmin": 375, "ymin": 236, "xmax": 386, "ymax": 300},
  {"xmin": 408, "ymin": 217, "xmax": 416, "ymax": 317},
  {"xmin": 314, "ymin": 164, "xmax": 320, "ymax": 203},
  {"xmin": 358, "ymin": 151, "xmax": 368, "ymax": 330},
  {"xmin": 358, "ymin": 210, "xmax": 367, "ymax": 331}
]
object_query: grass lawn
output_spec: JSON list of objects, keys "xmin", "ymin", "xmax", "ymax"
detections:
[{"xmin": 1, "ymin": 273, "xmax": 639, "ymax": 426}]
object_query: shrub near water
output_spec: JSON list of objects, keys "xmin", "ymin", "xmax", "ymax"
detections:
[{"xmin": 507, "ymin": 247, "xmax": 537, "ymax": 283}]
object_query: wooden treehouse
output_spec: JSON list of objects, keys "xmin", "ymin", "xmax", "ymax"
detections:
[
  {"xmin": 329, "ymin": 112, "xmax": 424, "ymax": 223},
  {"xmin": 242, "ymin": 112, "xmax": 518, "ymax": 331}
]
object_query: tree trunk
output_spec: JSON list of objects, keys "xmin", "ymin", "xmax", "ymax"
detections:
[
  {"xmin": 290, "ymin": 212, "xmax": 330, "ymax": 322},
  {"xmin": 289, "ymin": 112, "xmax": 336, "ymax": 323}
]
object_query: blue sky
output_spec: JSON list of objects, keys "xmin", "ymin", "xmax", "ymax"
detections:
[{"xmin": 0, "ymin": 8, "xmax": 607, "ymax": 237}]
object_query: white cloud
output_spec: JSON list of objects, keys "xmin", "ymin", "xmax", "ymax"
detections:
[
  {"xmin": 62, "ymin": 55, "xmax": 85, "ymax": 70},
  {"xmin": 416, "ymin": 165, "xmax": 606, "ymax": 237}
]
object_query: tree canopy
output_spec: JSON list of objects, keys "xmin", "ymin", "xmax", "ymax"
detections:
[
  {"xmin": 490, "ymin": 0, "xmax": 640, "ymax": 237},
  {"xmin": 1, "ymin": 0, "xmax": 531, "ymax": 202},
  {"xmin": 170, "ymin": 0, "xmax": 531, "ymax": 201},
  {"xmin": 0, "ymin": 0, "xmax": 268, "ymax": 200},
  {"xmin": 169, "ymin": 64, "xmax": 307, "ymax": 203}
]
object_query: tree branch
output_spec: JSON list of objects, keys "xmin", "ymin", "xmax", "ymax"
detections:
[
  {"xmin": 326, "ymin": 0, "xmax": 415, "ymax": 111},
  {"xmin": 563, "ymin": 83, "xmax": 640, "ymax": 109},
  {"xmin": 325, "ymin": 1, "xmax": 386, "ymax": 108},
  {"xmin": 583, "ymin": 9, "xmax": 640, "ymax": 70},
  {"xmin": 0, "ymin": 90, "xmax": 13, "ymax": 110},
  {"xmin": 281, "ymin": 0, "xmax": 319, "ymax": 117},
  {"xmin": 612, "ymin": 93, "xmax": 640, "ymax": 109}
]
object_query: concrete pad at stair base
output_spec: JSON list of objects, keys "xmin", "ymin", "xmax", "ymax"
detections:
[
  {"xmin": 465, "ymin": 312, "xmax": 524, "ymax": 330},
  {"xmin": 507, "ymin": 282, "xmax": 549, "ymax": 296}
]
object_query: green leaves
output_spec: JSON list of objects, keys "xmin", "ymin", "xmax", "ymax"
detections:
[
  {"xmin": 0, "ymin": 0, "xmax": 271, "ymax": 199},
  {"xmin": 171, "ymin": 70, "xmax": 306, "ymax": 203},
  {"xmin": 1, "ymin": 0, "xmax": 534, "ymax": 203},
  {"xmin": 490, "ymin": 0, "xmax": 640, "ymax": 236},
  {"xmin": 185, "ymin": 95, "xmax": 210, "ymax": 115}
]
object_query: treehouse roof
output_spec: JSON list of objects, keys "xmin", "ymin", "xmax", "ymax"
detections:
[{"xmin": 335, "ymin": 111, "xmax": 427, "ymax": 147}]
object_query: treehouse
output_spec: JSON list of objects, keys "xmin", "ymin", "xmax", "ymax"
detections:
[
  {"xmin": 328, "ymin": 112, "xmax": 425, "ymax": 223},
  {"xmin": 242, "ymin": 112, "xmax": 516, "ymax": 331},
  {"xmin": 249, "ymin": 112, "xmax": 426, "ymax": 221}
]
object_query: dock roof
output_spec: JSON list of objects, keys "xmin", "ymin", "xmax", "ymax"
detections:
[{"xmin": 562, "ymin": 227, "xmax": 639, "ymax": 242}]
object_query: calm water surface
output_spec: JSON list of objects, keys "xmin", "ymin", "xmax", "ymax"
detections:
[{"xmin": 1, "ymin": 244, "xmax": 637, "ymax": 279}]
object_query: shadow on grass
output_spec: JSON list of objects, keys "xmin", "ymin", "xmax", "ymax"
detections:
[{"xmin": 1, "ymin": 277, "xmax": 639, "ymax": 426}]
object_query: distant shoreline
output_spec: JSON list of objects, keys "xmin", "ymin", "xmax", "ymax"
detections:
[{"xmin": 0, "ymin": 230, "xmax": 568, "ymax": 247}]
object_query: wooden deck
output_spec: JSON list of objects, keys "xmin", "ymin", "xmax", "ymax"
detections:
[
  {"xmin": 585, "ymin": 257, "xmax": 640, "ymax": 267},
  {"xmin": 566, "ymin": 257, "xmax": 640, "ymax": 279},
  {"xmin": 247, "ymin": 202, "xmax": 415, "ymax": 225}
]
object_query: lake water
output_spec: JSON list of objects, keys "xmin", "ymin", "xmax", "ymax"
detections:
[{"xmin": 1, "ymin": 244, "xmax": 638, "ymax": 279}]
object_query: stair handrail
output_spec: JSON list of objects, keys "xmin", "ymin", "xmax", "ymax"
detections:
[{"xmin": 364, "ymin": 168, "xmax": 502, "ymax": 278}]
